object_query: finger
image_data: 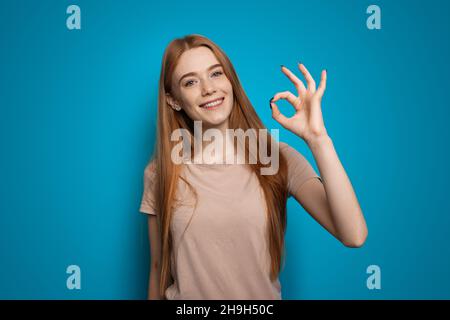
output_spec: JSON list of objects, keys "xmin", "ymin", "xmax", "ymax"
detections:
[
  {"xmin": 316, "ymin": 69, "xmax": 327, "ymax": 98},
  {"xmin": 280, "ymin": 65, "xmax": 307, "ymax": 96},
  {"xmin": 270, "ymin": 99, "xmax": 290, "ymax": 128},
  {"xmin": 298, "ymin": 62, "xmax": 316, "ymax": 92},
  {"xmin": 272, "ymin": 91, "xmax": 302, "ymax": 111}
]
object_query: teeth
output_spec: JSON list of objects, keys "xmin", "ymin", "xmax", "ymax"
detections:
[{"xmin": 201, "ymin": 98, "xmax": 223, "ymax": 108}]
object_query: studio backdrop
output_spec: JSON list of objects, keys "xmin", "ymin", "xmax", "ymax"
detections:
[{"xmin": 1, "ymin": 0, "xmax": 449, "ymax": 299}]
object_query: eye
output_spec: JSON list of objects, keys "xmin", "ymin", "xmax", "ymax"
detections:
[
  {"xmin": 183, "ymin": 70, "xmax": 223, "ymax": 87},
  {"xmin": 184, "ymin": 79, "xmax": 196, "ymax": 87},
  {"xmin": 212, "ymin": 70, "xmax": 223, "ymax": 77}
]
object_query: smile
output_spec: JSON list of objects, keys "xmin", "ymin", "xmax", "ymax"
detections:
[{"xmin": 199, "ymin": 97, "xmax": 224, "ymax": 110}]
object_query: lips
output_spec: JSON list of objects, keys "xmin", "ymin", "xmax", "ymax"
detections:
[{"xmin": 199, "ymin": 97, "xmax": 224, "ymax": 108}]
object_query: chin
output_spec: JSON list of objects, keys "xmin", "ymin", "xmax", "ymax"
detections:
[
  {"xmin": 197, "ymin": 103, "xmax": 232, "ymax": 127},
  {"xmin": 200, "ymin": 116, "xmax": 229, "ymax": 129}
]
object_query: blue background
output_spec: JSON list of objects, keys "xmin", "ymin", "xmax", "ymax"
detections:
[{"xmin": 1, "ymin": 0, "xmax": 449, "ymax": 299}]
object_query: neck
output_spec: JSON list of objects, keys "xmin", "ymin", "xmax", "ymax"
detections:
[{"xmin": 191, "ymin": 120, "xmax": 236, "ymax": 164}]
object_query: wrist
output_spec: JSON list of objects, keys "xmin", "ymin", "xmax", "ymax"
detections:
[{"xmin": 306, "ymin": 134, "xmax": 333, "ymax": 151}]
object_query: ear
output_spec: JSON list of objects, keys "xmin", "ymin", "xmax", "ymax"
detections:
[{"xmin": 165, "ymin": 93, "xmax": 182, "ymax": 111}]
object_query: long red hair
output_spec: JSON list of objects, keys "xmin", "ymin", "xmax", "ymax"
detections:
[{"xmin": 149, "ymin": 34, "xmax": 288, "ymax": 297}]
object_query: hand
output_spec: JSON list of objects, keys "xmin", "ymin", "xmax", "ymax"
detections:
[{"xmin": 270, "ymin": 63, "xmax": 328, "ymax": 144}]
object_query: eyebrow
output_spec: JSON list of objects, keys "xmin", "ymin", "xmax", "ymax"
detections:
[{"xmin": 178, "ymin": 63, "xmax": 223, "ymax": 85}]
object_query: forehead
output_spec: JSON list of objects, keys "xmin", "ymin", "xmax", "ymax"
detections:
[{"xmin": 173, "ymin": 47, "xmax": 220, "ymax": 79}]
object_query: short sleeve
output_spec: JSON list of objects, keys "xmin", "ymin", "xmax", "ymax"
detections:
[
  {"xmin": 279, "ymin": 142, "xmax": 322, "ymax": 197},
  {"xmin": 139, "ymin": 161, "xmax": 157, "ymax": 215}
]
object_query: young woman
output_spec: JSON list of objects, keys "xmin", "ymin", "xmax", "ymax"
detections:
[{"xmin": 139, "ymin": 34, "xmax": 368, "ymax": 300}]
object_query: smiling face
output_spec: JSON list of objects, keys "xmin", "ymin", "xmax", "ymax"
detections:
[{"xmin": 167, "ymin": 46, "xmax": 234, "ymax": 132}]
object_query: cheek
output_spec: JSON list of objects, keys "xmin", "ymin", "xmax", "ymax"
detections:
[
  {"xmin": 218, "ymin": 79, "xmax": 233, "ymax": 97},
  {"xmin": 179, "ymin": 89, "xmax": 199, "ymax": 106}
]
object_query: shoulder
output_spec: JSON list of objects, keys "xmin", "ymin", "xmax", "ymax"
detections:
[
  {"xmin": 277, "ymin": 141, "xmax": 313, "ymax": 172},
  {"xmin": 278, "ymin": 141, "xmax": 289, "ymax": 152},
  {"xmin": 277, "ymin": 141, "xmax": 320, "ymax": 194},
  {"xmin": 278, "ymin": 141, "xmax": 305, "ymax": 159},
  {"xmin": 144, "ymin": 159, "xmax": 157, "ymax": 180}
]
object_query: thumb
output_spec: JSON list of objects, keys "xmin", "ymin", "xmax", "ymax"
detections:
[{"xmin": 270, "ymin": 98, "xmax": 289, "ymax": 128}]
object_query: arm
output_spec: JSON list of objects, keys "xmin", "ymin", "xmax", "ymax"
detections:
[
  {"xmin": 147, "ymin": 215, "xmax": 164, "ymax": 299},
  {"xmin": 270, "ymin": 62, "xmax": 368, "ymax": 247},
  {"xmin": 292, "ymin": 135, "xmax": 368, "ymax": 247}
]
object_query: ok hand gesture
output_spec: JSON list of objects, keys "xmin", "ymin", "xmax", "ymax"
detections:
[{"xmin": 270, "ymin": 63, "xmax": 328, "ymax": 144}]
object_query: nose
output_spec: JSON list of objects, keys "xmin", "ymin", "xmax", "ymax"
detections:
[{"xmin": 201, "ymin": 78, "xmax": 216, "ymax": 96}]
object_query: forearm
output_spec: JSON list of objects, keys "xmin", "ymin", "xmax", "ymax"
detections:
[
  {"xmin": 306, "ymin": 134, "xmax": 368, "ymax": 247},
  {"xmin": 148, "ymin": 265, "xmax": 164, "ymax": 300}
]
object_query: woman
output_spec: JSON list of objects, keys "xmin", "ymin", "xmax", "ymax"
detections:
[{"xmin": 139, "ymin": 34, "xmax": 368, "ymax": 300}]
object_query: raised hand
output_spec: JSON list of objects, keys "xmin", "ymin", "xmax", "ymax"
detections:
[{"xmin": 270, "ymin": 63, "xmax": 328, "ymax": 144}]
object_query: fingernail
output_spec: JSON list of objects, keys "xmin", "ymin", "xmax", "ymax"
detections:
[
  {"xmin": 280, "ymin": 65, "xmax": 284, "ymax": 69},
  {"xmin": 298, "ymin": 61, "xmax": 302, "ymax": 66},
  {"xmin": 269, "ymin": 97, "xmax": 273, "ymax": 109}
]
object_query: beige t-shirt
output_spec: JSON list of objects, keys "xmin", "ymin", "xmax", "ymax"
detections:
[{"xmin": 139, "ymin": 142, "xmax": 321, "ymax": 300}]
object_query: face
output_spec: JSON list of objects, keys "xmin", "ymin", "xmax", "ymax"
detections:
[{"xmin": 168, "ymin": 46, "xmax": 234, "ymax": 131}]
